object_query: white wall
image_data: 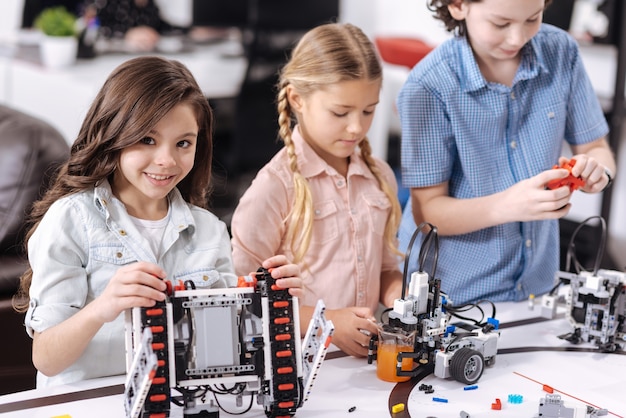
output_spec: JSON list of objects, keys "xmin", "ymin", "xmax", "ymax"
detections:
[
  {"xmin": 154, "ymin": 0, "xmax": 192, "ymax": 28},
  {"xmin": 341, "ymin": 0, "xmax": 450, "ymax": 45},
  {"xmin": 340, "ymin": 0, "xmax": 377, "ymax": 38},
  {"xmin": 0, "ymin": 0, "xmax": 24, "ymax": 44},
  {"xmin": 373, "ymin": 0, "xmax": 451, "ymax": 45},
  {"xmin": 609, "ymin": 132, "xmax": 625, "ymax": 269}
]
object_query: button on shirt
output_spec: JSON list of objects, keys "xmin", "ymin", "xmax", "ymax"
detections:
[
  {"xmin": 398, "ymin": 24, "xmax": 609, "ymax": 304},
  {"xmin": 25, "ymin": 180, "xmax": 236, "ymax": 387},
  {"xmin": 231, "ymin": 126, "xmax": 401, "ymax": 313}
]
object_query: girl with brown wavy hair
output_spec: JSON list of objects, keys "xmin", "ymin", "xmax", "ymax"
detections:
[{"xmin": 15, "ymin": 56, "xmax": 302, "ymax": 387}]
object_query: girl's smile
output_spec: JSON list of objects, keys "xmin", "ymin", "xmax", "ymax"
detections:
[{"xmin": 112, "ymin": 103, "xmax": 199, "ymax": 219}]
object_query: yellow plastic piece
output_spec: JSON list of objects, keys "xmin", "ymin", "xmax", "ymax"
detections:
[{"xmin": 392, "ymin": 403, "xmax": 405, "ymax": 413}]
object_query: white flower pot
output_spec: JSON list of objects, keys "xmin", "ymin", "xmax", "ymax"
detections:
[{"xmin": 39, "ymin": 36, "xmax": 78, "ymax": 69}]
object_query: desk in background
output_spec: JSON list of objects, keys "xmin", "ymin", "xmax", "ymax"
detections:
[
  {"xmin": 0, "ymin": 35, "xmax": 247, "ymax": 145},
  {"xmin": 0, "ymin": 301, "xmax": 623, "ymax": 417}
]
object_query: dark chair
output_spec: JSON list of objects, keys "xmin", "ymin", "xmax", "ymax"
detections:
[
  {"xmin": 0, "ymin": 105, "xmax": 69, "ymax": 394},
  {"xmin": 227, "ymin": 0, "xmax": 340, "ymax": 175}
]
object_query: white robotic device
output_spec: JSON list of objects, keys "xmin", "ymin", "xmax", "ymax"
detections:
[{"xmin": 123, "ymin": 267, "xmax": 334, "ymax": 418}]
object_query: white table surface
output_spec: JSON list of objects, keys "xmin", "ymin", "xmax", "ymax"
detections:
[{"xmin": 0, "ymin": 300, "xmax": 624, "ymax": 418}]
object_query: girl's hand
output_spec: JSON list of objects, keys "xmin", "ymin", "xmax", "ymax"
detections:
[
  {"xmin": 262, "ymin": 255, "xmax": 304, "ymax": 298},
  {"xmin": 565, "ymin": 155, "xmax": 610, "ymax": 193},
  {"xmin": 325, "ymin": 307, "xmax": 378, "ymax": 358},
  {"xmin": 91, "ymin": 261, "xmax": 167, "ymax": 324},
  {"xmin": 499, "ymin": 169, "xmax": 573, "ymax": 223}
]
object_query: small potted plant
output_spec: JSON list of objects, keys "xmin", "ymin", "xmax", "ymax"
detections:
[{"xmin": 34, "ymin": 6, "xmax": 79, "ymax": 69}]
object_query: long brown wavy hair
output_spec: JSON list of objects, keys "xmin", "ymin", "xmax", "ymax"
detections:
[
  {"xmin": 276, "ymin": 23, "xmax": 403, "ymax": 264},
  {"xmin": 13, "ymin": 56, "xmax": 214, "ymax": 312}
]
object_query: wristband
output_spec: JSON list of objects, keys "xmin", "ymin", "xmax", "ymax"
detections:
[{"xmin": 603, "ymin": 167, "xmax": 614, "ymax": 191}]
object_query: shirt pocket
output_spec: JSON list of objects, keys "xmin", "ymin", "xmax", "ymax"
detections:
[
  {"xmin": 174, "ymin": 244, "xmax": 232, "ymax": 289},
  {"xmin": 363, "ymin": 193, "xmax": 391, "ymax": 236},
  {"xmin": 311, "ymin": 199, "xmax": 339, "ymax": 246},
  {"xmin": 521, "ymin": 97, "xmax": 567, "ymax": 167},
  {"xmin": 91, "ymin": 243, "xmax": 136, "ymax": 265},
  {"xmin": 90, "ymin": 243, "xmax": 137, "ymax": 294},
  {"xmin": 173, "ymin": 268, "xmax": 225, "ymax": 289},
  {"xmin": 538, "ymin": 98, "xmax": 566, "ymax": 137}
]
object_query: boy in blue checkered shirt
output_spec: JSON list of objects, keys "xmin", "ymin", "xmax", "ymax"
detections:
[{"xmin": 398, "ymin": 0, "xmax": 616, "ymax": 304}]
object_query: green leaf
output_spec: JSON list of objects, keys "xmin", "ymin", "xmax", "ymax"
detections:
[{"xmin": 34, "ymin": 6, "xmax": 78, "ymax": 37}]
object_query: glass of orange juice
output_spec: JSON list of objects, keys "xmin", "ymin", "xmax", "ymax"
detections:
[{"xmin": 376, "ymin": 325, "xmax": 416, "ymax": 383}]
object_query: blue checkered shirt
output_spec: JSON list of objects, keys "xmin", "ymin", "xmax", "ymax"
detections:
[{"xmin": 398, "ymin": 24, "xmax": 609, "ymax": 304}]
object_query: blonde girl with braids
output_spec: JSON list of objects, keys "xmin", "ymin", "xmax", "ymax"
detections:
[
  {"xmin": 231, "ymin": 23, "xmax": 404, "ymax": 358},
  {"xmin": 14, "ymin": 56, "xmax": 302, "ymax": 387}
]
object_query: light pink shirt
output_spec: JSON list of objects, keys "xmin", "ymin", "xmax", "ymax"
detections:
[{"xmin": 231, "ymin": 127, "xmax": 401, "ymax": 313}]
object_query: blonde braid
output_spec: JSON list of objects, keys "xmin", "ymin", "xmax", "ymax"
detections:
[
  {"xmin": 276, "ymin": 85, "xmax": 314, "ymax": 264},
  {"xmin": 359, "ymin": 138, "xmax": 404, "ymax": 257},
  {"xmin": 275, "ymin": 23, "xmax": 394, "ymax": 264}
]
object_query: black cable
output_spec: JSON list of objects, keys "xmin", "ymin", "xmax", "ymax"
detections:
[
  {"xmin": 401, "ymin": 222, "xmax": 439, "ymax": 299},
  {"xmin": 211, "ymin": 388, "xmax": 254, "ymax": 415},
  {"xmin": 447, "ymin": 306, "xmax": 484, "ymax": 325},
  {"xmin": 401, "ymin": 225, "xmax": 422, "ymax": 293},
  {"xmin": 378, "ymin": 306, "xmax": 393, "ymax": 323},
  {"xmin": 172, "ymin": 386, "xmax": 209, "ymax": 407},
  {"xmin": 554, "ymin": 216, "xmax": 608, "ymax": 296},
  {"xmin": 430, "ymin": 277, "xmax": 441, "ymax": 317},
  {"xmin": 417, "ymin": 225, "xmax": 439, "ymax": 279},
  {"xmin": 446, "ymin": 299, "xmax": 497, "ymax": 325},
  {"xmin": 548, "ymin": 279, "xmax": 563, "ymax": 296},
  {"xmin": 565, "ymin": 215, "xmax": 607, "ymax": 275},
  {"xmin": 208, "ymin": 383, "xmax": 244, "ymax": 395}
]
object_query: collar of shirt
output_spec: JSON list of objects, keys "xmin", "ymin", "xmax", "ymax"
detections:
[
  {"xmin": 291, "ymin": 124, "xmax": 376, "ymax": 182},
  {"xmin": 92, "ymin": 179, "xmax": 196, "ymax": 235},
  {"xmin": 454, "ymin": 30, "xmax": 547, "ymax": 93}
]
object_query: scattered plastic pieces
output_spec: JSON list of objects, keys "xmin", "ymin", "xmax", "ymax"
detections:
[
  {"xmin": 491, "ymin": 398, "xmax": 502, "ymax": 410},
  {"xmin": 547, "ymin": 158, "xmax": 585, "ymax": 191},
  {"xmin": 419, "ymin": 383, "xmax": 435, "ymax": 394},
  {"xmin": 391, "ymin": 403, "xmax": 405, "ymax": 413}
]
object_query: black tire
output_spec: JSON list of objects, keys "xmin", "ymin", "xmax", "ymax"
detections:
[{"xmin": 449, "ymin": 347, "xmax": 484, "ymax": 385}]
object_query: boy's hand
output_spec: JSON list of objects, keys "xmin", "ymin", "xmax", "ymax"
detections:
[
  {"xmin": 500, "ymin": 169, "xmax": 573, "ymax": 222},
  {"xmin": 565, "ymin": 155, "xmax": 610, "ymax": 193},
  {"xmin": 547, "ymin": 158, "xmax": 585, "ymax": 191},
  {"xmin": 262, "ymin": 255, "xmax": 304, "ymax": 298},
  {"xmin": 92, "ymin": 261, "xmax": 167, "ymax": 323}
]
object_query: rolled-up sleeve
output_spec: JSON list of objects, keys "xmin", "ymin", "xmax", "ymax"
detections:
[
  {"xmin": 564, "ymin": 41, "xmax": 609, "ymax": 145},
  {"xmin": 25, "ymin": 199, "xmax": 88, "ymax": 337}
]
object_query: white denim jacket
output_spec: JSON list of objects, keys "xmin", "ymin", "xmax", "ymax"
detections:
[{"xmin": 25, "ymin": 179, "xmax": 236, "ymax": 387}]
